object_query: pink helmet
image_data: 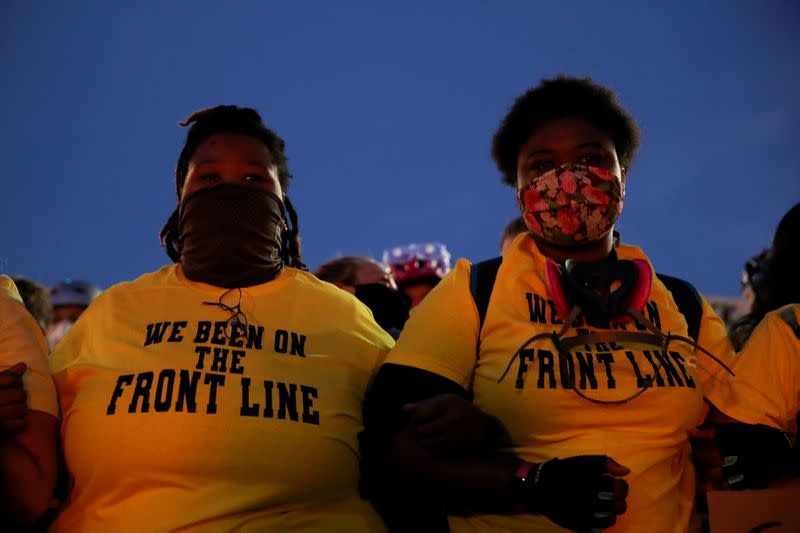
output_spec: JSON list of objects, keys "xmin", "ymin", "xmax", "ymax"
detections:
[{"xmin": 383, "ymin": 243, "xmax": 452, "ymax": 287}]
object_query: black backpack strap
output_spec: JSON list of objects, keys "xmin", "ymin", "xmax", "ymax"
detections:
[
  {"xmin": 778, "ymin": 307, "xmax": 800, "ymax": 340},
  {"xmin": 469, "ymin": 256, "xmax": 503, "ymax": 337},
  {"xmin": 656, "ymin": 273, "xmax": 703, "ymax": 343}
]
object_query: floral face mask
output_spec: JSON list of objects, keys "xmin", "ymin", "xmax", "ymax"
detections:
[{"xmin": 517, "ymin": 164, "xmax": 624, "ymax": 247}]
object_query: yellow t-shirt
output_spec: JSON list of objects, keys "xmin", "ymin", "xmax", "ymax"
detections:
[
  {"xmin": 705, "ymin": 304, "xmax": 800, "ymax": 439},
  {"xmin": 0, "ymin": 275, "xmax": 58, "ymax": 417},
  {"xmin": 385, "ymin": 234, "xmax": 734, "ymax": 533},
  {"xmin": 49, "ymin": 265, "xmax": 393, "ymax": 532}
]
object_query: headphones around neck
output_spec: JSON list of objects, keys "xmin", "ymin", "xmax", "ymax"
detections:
[{"xmin": 545, "ymin": 257, "xmax": 652, "ymax": 328}]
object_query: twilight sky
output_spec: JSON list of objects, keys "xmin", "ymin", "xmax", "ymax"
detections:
[{"xmin": 2, "ymin": 0, "xmax": 798, "ymax": 297}]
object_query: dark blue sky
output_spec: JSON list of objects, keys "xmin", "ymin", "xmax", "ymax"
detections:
[{"xmin": 2, "ymin": 1, "xmax": 798, "ymax": 297}]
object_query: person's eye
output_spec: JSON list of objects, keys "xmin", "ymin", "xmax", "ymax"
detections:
[
  {"xmin": 530, "ymin": 160, "xmax": 554, "ymax": 173},
  {"xmin": 199, "ymin": 173, "xmax": 220, "ymax": 182},
  {"xmin": 243, "ymin": 174, "xmax": 266, "ymax": 182},
  {"xmin": 578, "ymin": 153, "xmax": 608, "ymax": 165}
]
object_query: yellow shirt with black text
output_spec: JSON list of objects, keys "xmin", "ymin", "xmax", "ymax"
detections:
[
  {"xmin": 49, "ymin": 265, "xmax": 393, "ymax": 532},
  {"xmin": 385, "ymin": 234, "xmax": 734, "ymax": 533}
]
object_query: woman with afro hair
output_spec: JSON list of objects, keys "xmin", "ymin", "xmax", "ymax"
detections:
[{"xmin": 362, "ymin": 76, "xmax": 791, "ymax": 532}]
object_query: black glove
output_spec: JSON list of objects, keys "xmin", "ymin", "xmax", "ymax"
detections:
[
  {"xmin": 519, "ymin": 455, "xmax": 629, "ymax": 532},
  {"xmin": 715, "ymin": 423, "xmax": 793, "ymax": 489}
]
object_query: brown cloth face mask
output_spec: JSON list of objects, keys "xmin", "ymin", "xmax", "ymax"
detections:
[{"xmin": 178, "ymin": 184, "xmax": 286, "ymax": 288}]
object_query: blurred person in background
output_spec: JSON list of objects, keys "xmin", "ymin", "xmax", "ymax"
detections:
[
  {"xmin": 705, "ymin": 203, "xmax": 800, "ymax": 475},
  {"xmin": 11, "ymin": 276, "xmax": 53, "ymax": 334},
  {"xmin": 383, "ymin": 242, "xmax": 451, "ymax": 308},
  {"xmin": 499, "ymin": 216, "xmax": 528, "ymax": 253},
  {"xmin": 48, "ymin": 105, "xmax": 393, "ymax": 532},
  {"xmin": 731, "ymin": 204, "xmax": 799, "ymax": 351},
  {"xmin": 702, "ymin": 249, "xmax": 774, "ymax": 333},
  {"xmin": 738, "ymin": 249, "xmax": 771, "ymax": 322},
  {"xmin": 0, "ymin": 275, "xmax": 58, "ymax": 527},
  {"xmin": 47, "ymin": 279, "xmax": 101, "ymax": 350},
  {"xmin": 315, "ymin": 256, "xmax": 410, "ymax": 338}
]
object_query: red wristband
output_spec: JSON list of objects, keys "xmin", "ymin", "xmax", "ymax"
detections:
[
  {"xmin": 511, "ymin": 461, "xmax": 537, "ymax": 512},
  {"xmin": 514, "ymin": 461, "xmax": 536, "ymax": 484}
]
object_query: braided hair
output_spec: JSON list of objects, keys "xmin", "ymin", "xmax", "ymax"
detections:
[{"xmin": 159, "ymin": 105, "xmax": 306, "ymax": 270}]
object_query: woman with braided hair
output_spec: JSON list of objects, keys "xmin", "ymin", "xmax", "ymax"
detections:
[
  {"xmin": 49, "ymin": 106, "xmax": 393, "ymax": 531},
  {"xmin": 159, "ymin": 106, "xmax": 305, "ymax": 273}
]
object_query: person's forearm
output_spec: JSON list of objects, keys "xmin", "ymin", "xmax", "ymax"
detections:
[
  {"xmin": 363, "ymin": 365, "xmax": 525, "ymax": 514},
  {"xmin": 0, "ymin": 410, "xmax": 58, "ymax": 525},
  {"xmin": 375, "ymin": 421, "xmax": 632, "ymax": 531},
  {"xmin": 387, "ymin": 426, "xmax": 523, "ymax": 513}
]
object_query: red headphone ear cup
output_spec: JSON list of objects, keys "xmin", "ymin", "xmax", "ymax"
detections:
[
  {"xmin": 611, "ymin": 259, "xmax": 653, "ymax": 325},
  {"xmin": 631, "ymin": 259, "xmax": 653, "ymax": 309},
  {"xmin": 545, "ymin": 258, "xmax": 572, "ymax": 323}
]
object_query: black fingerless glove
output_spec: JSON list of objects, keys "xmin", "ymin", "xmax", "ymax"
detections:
[
  {"xmin": 516, "ymin": 456, "xmax": 623, "ymax": 532},
  {"xmin": 715, "ymin": 423, "xmax": 794, "ymax": 489}
]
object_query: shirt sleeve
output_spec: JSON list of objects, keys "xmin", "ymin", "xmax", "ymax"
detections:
[
  {"xmin": 704, "ymin": 306, "xmax": 800, "ymax": 432},
  {"xmin": 345, "ymin": 297, "xmax": 396, "ymax": 385},
  {"xmin": 695, "ymin": 294, "xmax": 737, "ymax": 390},
  {"xmin": 0, "ymin": 287, "xmax": 58, "ymax": 417},
  {"xmin": 384, "ymin": 259, "xmax": 479, "ymax": 388}
]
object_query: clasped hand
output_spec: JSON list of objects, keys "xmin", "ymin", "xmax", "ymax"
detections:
[{"xmin": 403, "ymin": 394, "xmax": 629, "ymax": 531}]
